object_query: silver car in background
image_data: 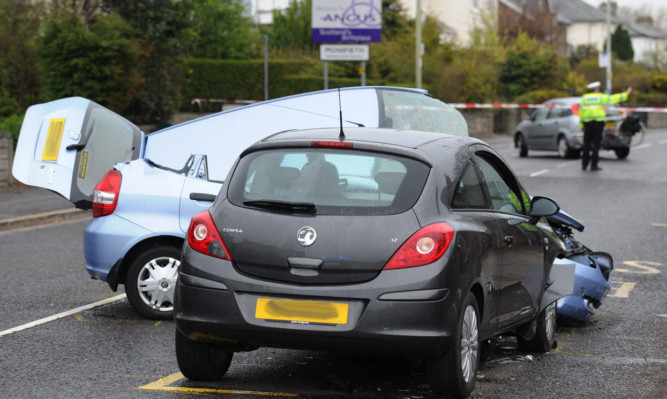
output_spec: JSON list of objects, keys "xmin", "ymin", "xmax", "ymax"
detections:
[{"xmin": 514, "ymin": 97, "xmax": 583, "ymax": 159}]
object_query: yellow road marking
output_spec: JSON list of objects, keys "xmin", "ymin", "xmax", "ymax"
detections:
[
  {"xmin": 652, "ymin": 223, "xmax": 667, "ymax": 227},
  {"xmin": 609, "ymin": 282, "xmax": 636, "ymax": 298},
  {"xmin": 138, "ymin": 372, "xmax": 298, "ymax": 396},
  {"xmin": 554, "ymin": 347, "xmax": 607, "ymax": 358},
  {"xmin": 615, "ymin": 261, "xmax": 662, "ymax": 274}
]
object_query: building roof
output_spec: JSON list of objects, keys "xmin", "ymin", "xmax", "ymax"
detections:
[
  {"xmin": 625, "ymin": 20, "xmax": 667, "ymax": 39},
  {"xmin": 550, "ymin": 0, "xmax": 622, "ymax": 24}
]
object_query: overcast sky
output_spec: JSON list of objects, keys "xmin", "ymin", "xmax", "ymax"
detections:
[{"xmin": 581, "ymin": 0, "xmax": 666, "ymax": 13}]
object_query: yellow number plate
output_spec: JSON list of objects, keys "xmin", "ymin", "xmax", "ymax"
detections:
[
  {"xmin": 42, "ymin": 118, "xmax": 66, "ymax": 161},
  {"xmin": 255, "ymin": 298, "xmax": 348, "ymax": 325}
]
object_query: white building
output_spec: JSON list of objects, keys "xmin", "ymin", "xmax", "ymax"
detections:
[
  {"xmin": 246, "ymin": 0, "xmax": 291, "ymax": 25},
  {"xmin": 399, "ymin": 0, "xmax": 499, "ymax": 47}
]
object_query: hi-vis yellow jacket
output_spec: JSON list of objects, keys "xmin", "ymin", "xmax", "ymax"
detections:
[{"xmin": 579, "ymin": 91, "xmax": 628, "ymax": 127}]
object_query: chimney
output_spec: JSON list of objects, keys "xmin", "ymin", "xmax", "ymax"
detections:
[
  {"xmin": 599, "ymin": 1, "xmax": 617, "ymax": 17},
  {"xmin": 636, "ymin": 15, "xmax": 653, "ymax": 28}
]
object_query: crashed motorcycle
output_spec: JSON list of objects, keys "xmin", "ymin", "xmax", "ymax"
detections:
[
  {"xmin": 602, "ymin": 111, "xmax": 645, "ymax": 160},
  {"xmin": 546, "ymin": 210, "xmax": 614, "ymax": 322}
]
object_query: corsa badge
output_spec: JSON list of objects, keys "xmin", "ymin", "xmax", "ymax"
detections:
[{"xmin": 297, "ymin": 226, "xmax": 317, "ymax": 247}]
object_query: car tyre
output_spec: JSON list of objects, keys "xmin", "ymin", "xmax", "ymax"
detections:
[
  {"xmin": 614, "ymin": 147, "xmax": 630, "ymax": 159},
  {"xmin": 427, "ymin": 292, "xmax": 480, "ymax": 398},
  {"xmin": 518, "ymin": 302, "xmax": 557, "ymax": 353},
  {"xmin": 125, "ymin": 245, "xmax": 180, "ymax": 320},
  {"xmin": 557, "ymin": 136, "xmax": 576, "ymax": 159},
  {"xmin": 517, "ymin": 134, "xmax": 528, "ymax": 157},
  {"xmin": 176, "ymin": 328, "xmax": 233, "ymax": 381}
]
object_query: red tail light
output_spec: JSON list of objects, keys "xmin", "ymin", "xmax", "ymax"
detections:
[
  {"xmin": 187, "ymin": 211, "xmax": 233, "ymax": 260},
  {"xmin": 384, "ymin": 222, "xmax": 455, "ymax": 270},
  {"xmin": 92, "ymin": 170, "xmax": 121, "ymax": 217},
  {"xmin": 311, "ymin": 141, "xmax": 353, "ymax": 149}
]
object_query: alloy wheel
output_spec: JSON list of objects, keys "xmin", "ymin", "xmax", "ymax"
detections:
[{"xmin": 460, "ymin": 304, "xmax": 479, "ymax": 384}]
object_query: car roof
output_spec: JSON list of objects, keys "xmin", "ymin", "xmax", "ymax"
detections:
[
  {"xmin": 261, "ymin": 127, "xmax": 478, "ymax": 148},
  {"xmin": 547, "ymin": 97, "xmax": 581, "ymax": 105}
]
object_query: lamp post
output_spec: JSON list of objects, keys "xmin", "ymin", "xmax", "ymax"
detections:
[
  {"xmin": 415, "ymin": 0, "xmax": 422, "ymax": 89},
  {"xmin": 605, "ymin": 0, "xmax": 612, "ymax": 93}
]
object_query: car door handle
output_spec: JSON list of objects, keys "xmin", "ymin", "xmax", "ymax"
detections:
[
  {"xmin": 190, "ymin": 193, "xmax": 216, "ymax": 202},
  {"xmin": 504, "ymin": 235, "xmax": 515, "ymax": 246}
]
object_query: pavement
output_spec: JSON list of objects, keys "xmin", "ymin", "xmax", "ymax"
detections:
[{"xmin": 0, "ymin": 183, "xmax": 91, "ymax": 232}]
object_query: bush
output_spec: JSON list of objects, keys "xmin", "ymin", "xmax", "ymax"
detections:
[
  {"xmin": 0, "ymin": 114, "xmax": 25, "ymax": 142},
  {"xmin": 514, "ymin": 89, "xmax": 573, "ymax": 104},
  {"xmin": 181, "ymin": 58, "xmax": 390, "ymax": 111},
  {"xmin": 36, "ymin": 12, "xmax": 141, "ymax": 112},
  {"xmin": 634, "ymin": 92, "xmax": 667, "ymax": 107}
]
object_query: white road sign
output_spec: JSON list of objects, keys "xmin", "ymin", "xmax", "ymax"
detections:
[{"xmin": 319, "ymin": 44, "xmax": 370, "ymax": 61}]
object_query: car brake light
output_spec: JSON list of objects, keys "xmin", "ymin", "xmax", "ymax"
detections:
[
  {"xmin": 311, "ymin": 141, "xmax": 353, "ymax": 149},
  {"xmin": 92, "ymin": 170, "xmax": 121, "ymax": 217},
  {"xmin": 187, "ymin": 211, "xmax": 233, "ymax": 260},
  {"xmin": 384, "ymin": 222, "xmax": 455, "ymax": 270}
]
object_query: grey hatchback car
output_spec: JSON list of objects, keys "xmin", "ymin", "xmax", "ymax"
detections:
[
  {"xmin": 514, "ymin": 97, "xmax": 583, "ymax": 159},
  {"xmin": 174, "ymin": 128, "xmax": 569, "ymax": 397}
]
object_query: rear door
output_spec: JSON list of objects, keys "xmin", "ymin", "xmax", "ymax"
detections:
[{"xmin": 12, "ymin": 97, "xmax": 143, "ymax": 208}]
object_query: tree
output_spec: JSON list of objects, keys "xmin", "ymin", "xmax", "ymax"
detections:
[
  {"xmin": 0, "ymin": 0, "xmax": 44, "ymax": 110},
  {"xmin": 270, "ymin": 0, "xmax": 314, "ymax": 54},
  {"xmin": 191, "ymin": 0, "xmax": 257, "ymax": 59},
  {"xmin": 37, "ymin": 11, "xmax": 141, "ymax": 111},
  {"xmin": 499, "ymin": 32, "xmax": 567, "ymax": 100},
  {"xmin": 611, "ymin": 25, "xmax": 634, "ymax": 62},
  {"xmin": 380, "ymin": 0, "xmax": 410, "ymax": 40},
  {"xmin": 102, "ymin": 0, "xmax": 196, "ymax": 123}
]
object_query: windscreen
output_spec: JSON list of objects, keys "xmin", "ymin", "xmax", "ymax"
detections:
[
  {"xmin": 378, "ymin": 89, "xmax": 468, "ymax": 136},
  {"xmin": 227, "ymin": 148, "xmax": 430, "ymax": 216}
]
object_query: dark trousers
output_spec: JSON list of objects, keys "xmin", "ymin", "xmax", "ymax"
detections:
[{"xmin": 582, "ymin": 121, "xmax": 604, "ymax": 169}]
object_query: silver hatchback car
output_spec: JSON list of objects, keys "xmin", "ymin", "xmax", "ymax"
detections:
[{"xmin": 513, "ymin": 97, "xmax": 583, "ymax": 159}]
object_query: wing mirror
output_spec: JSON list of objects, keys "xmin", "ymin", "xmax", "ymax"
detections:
[{"xmin": 529, "ymin": 196, "xmax": 559, "ymax": 224}]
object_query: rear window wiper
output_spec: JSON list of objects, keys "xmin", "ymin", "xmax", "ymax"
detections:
[{"xmin": 243, "ymin": 200, "xmax": 317, "ymax": 214}]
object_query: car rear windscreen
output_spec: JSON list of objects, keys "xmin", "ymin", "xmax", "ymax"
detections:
[{"xmin": 227, "ymin": 148, "xmax": 430, "ymax": 216}]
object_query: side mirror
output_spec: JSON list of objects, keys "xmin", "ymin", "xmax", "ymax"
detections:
[{"xmin": 529, "ymin": 196, "xmax": 559, "ymax": 224}]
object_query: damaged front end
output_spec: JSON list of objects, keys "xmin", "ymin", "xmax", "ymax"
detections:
[{"xmin": 546, "ymin": 210, "xmax": 614, "ymax": 322}]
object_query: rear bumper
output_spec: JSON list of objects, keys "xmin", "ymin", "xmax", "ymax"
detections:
[
  {"xmin": 83, "ymin": 214, "xmax": 151, "ymax": 281},
  {"xmin": 175, "ymin": 247, "xmax": 459, "ymax": 358}
]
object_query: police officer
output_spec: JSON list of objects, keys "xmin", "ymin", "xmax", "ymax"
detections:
[{"xmin": 579, "ymin": 81, "xmax": 632, "ymax": 171}]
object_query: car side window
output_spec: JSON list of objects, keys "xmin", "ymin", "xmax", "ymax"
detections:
[
  {"xmin": 532, "ymin": 107, "xmax": 549, "ymax": 121},
  {"xmin": 548, "ymin": 108, "xmax": 564, "ymax": 118},
  {"xmin": 475, "ymin": 154, "xmax": 524, "ymax": 215},
  {"xmin": 451, "ymin": 160, "xmax": 488, "ymax": 209}
]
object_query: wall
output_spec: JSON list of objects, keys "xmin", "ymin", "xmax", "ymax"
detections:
[
  {"xmin": 647, "ymin": 113, "xmax": 667, "ymax": 129},
  {"xmin": 0, "ymin": 132, "xmax": 14, "ymax": 188},
  {"xmin": 461, "ymin": 109, "xmax": 526, "ymax": 138}
]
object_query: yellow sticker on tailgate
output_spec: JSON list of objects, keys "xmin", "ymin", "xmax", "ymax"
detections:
[
  {"xmin": 256, "ymin": 298, "xmax": 348, "ymax": 325},
  {"xmin": 41, "ymin": 118, "xmax": 66, "ymax": 161}
]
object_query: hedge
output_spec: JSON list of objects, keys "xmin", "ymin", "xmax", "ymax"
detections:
[{"xmin": 182, "ymin": 58, "xmax": 402, "ymax": 112}]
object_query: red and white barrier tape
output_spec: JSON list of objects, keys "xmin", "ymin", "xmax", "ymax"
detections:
[
  {"xmin": 190, "ymin": 98, "xmax": 667, "ymax": 114},
  {"xmin": 449, "ymin": 103, "xmax": 667, "ymax": 113}
]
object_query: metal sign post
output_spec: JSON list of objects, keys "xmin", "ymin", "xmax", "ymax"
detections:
[{"xmin": 320, "ymin": 44, "xmax": 370, "ymax": 87}]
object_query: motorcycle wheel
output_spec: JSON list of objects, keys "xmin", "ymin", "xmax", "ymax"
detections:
[{"xmin": 614, "ymin": 147, "xmax": 630, "ymax": 159}]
